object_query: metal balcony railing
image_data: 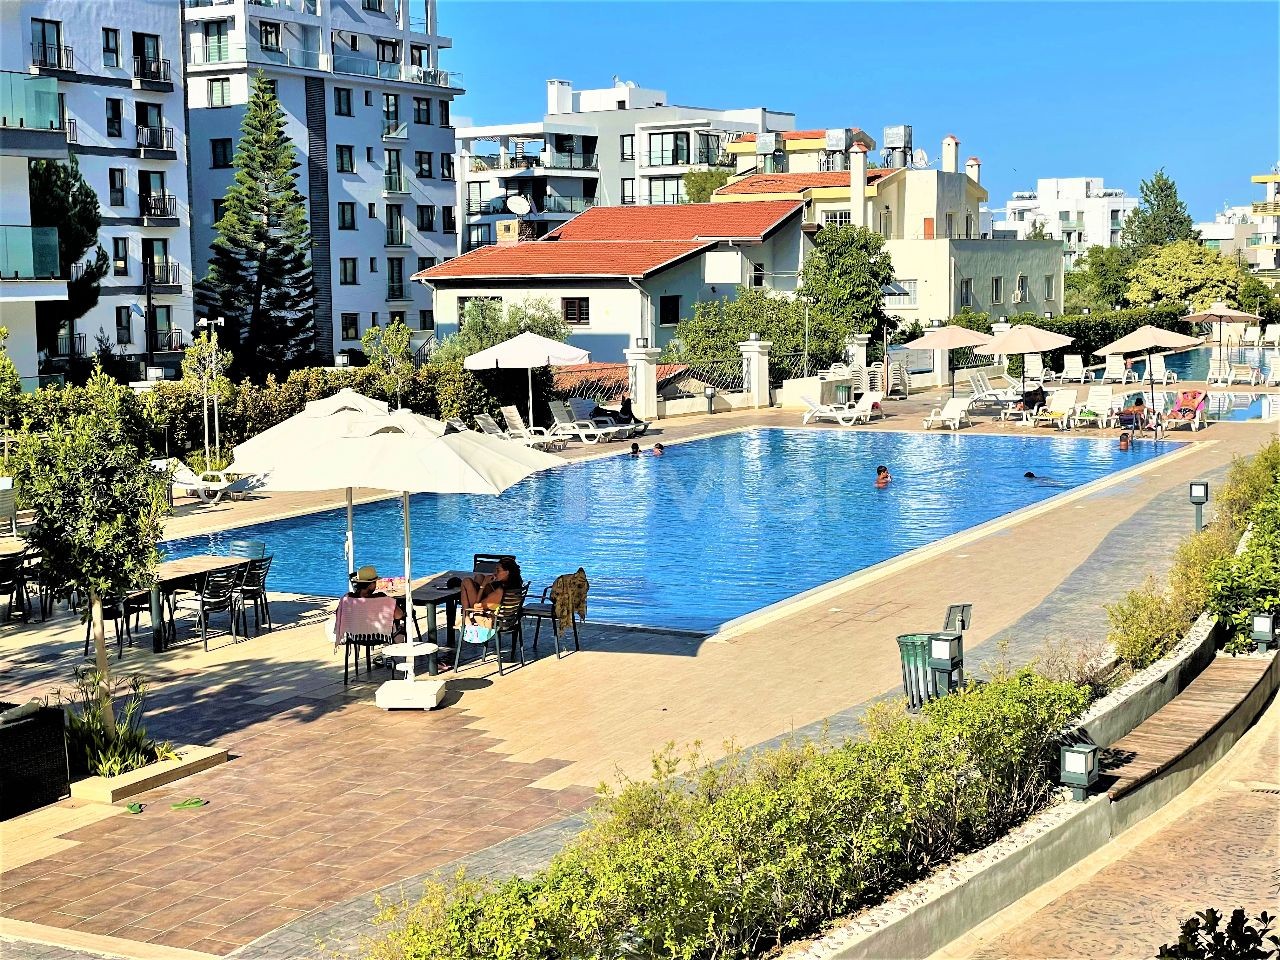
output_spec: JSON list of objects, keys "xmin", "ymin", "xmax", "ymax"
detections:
[
  {"xmin": 31, "ymin": 43, "xmax": 74, "ymax": 70},
  {"xmin": 0, "ymin": 225, "xmax": 61, "ymax": 280},
  {"xmin": 145, "ymin": 259, "xmax": 180, "ymax": 285},
  {"xmin": 133, "ymin": 56, "xmax": 171, "ymax": 82},
  {"xmin": 383, "ymin": 172, "xmax": 407, "ymax": 193},
  {"xmin": 546, "ymin": 153, "xmax": 597, "ymax": 170},
  {"xmin": 142, "ymin": 193, "xmax": 178, "ymax": 218},
  {"xmin": 463, "ymin": 237, "xmax": 495, "ymax": 252},
  {"xmin": 152, "ymin": 329, "xmax": 186, "ymax": 352},
  {"xmin": 64, "ymin": 118, "xmax": 76, "ymax": 142},
  {"xmin": 55, "ymin": 333, "xmax": 87, "ymax": 357},
  {"xmin": 137, "ymin": 125, "xmax": 174, "ymax": 150},
  {"xmin": 386, "ymin": 282, "xmax": 408, "ymax": 300}
]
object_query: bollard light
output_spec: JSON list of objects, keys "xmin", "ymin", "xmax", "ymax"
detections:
[
  {"xmin": 635, "ymin": 336, "xmax": 649, "ymax": 349},
  {"xmin": 335, "ymin": 353, "xmax": 350, "ymax": 368},
  {"xmin": 1059, "ymin": 742, "xmax": 1099, "ymax": 801},
  {"xmin": 1251, "ymin": 612, "xmax": 1277, "ymax": 652},
  {"xmin": 704, "ymin": 385, "xmax": 715, "ymax": 414},
  {"xmin": 1189, "ymin": 480, "xmax": 1209, "ymax": 533},
  {"xmin": 748, "ymin": 332, "xmax": 761, "ymax": 341},
  {"xmin": 929, "ymin": 631, "xmax": 964, "ymax": 698}
]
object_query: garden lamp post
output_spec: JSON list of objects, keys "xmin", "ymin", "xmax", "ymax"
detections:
[
  {"xmin": 929, "ymin": 631, "xmax": 964, "ymax": 698},
  {"xmin": 1251, "ymin": 612, "xmax": 1276, "ymax": 653},
  {"xmin": 704, "ymin": 384, "xmax": 716, "ymax": 415},
  {"xmin": 1059, "ymin": 742, "xmax": 1099, "ymax": 801},
  {"xmin": 1188, "ymin": 480, "xmax": 1209, "ymax": 533}
]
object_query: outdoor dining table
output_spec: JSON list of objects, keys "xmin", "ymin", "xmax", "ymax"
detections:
[
  {"xmin": 409, "ymin": 569, "xmax": 472, "ymax": 651},
  {"xmin": 150, "ymin": 555, "xmax": 249, "ymax": 652}
]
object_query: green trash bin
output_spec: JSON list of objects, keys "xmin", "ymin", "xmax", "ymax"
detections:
[
  {"xmin": 834, "ymin": 384, "xmax": 852, "ymax": 405},
  {"xmin": 896, "ymin": 633, "xmax": 932, "ymax": 711}
]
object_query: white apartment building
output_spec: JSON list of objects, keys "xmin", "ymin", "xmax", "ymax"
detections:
[
  {"xmin": 993, "ymin": 177, "xmax": 1138, "ymax": 269},
  {"xmin": 456, "ymin": 79, "xmax": 794, "ymax": 254},
  {"xmin": 1, "ymin": 0, "xmax": 192, "ymax": 379},
  {"xmin": 0, "ymin": 69, "xmax": 68, "ymax": 381},
  {"xmin": 184, "ymin": 0, "xmax": 461, "ymax": 360},
  {"xmin": 1195, "ymin": 205, "xmax": 1264, "ymax": 267}
]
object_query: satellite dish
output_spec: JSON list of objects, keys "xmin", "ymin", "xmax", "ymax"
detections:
[
  {"xmin": 505, "ymin": 195, "xmax": 531, "ymax": 216},
  {"xmin": 912, "ymin": 148, "xmax": 929, "ymax": 168}
]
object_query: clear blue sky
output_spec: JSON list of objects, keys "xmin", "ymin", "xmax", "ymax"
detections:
[{"xmin": 430, "ymin": 1, "xmax": 1279, "ymax": 219}]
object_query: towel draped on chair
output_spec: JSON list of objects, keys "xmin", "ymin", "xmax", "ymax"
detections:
[
  {"xmin": 333, "ymin": 595, "xmax": 398, "ymax": 642},
  {"xmin": 551, "ymin": 568, "xmax": 589, "ymax": 635}
]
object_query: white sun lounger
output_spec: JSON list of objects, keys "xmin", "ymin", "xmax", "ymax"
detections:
[
  {"xmin": 1023, "ymin": 354, "xmax": 1052, "ymax": 383},
  {"xmin": 1263, "ymin": 325, "xmax": 1279, "ymax": 348},
  {"xmin": 922, "ymin": 397, "xmax": 972, "ymax": 430},
  {"xmin": 1241, "ymin": 326, "xmax": 1261, "ymax": 347},
  {"xmin": 1059, "ymin": 355, "xmax": 1089, "ymax": 383},
  {"xmin": 802, "ymin": 395, "xmax": 862, "ymax": 426},
  {"xmin": 1099, "ymin": 355, "xmax": 1138, "ymax": 384},
  {"xmin": 500, "ymin": 405, "xmax": 565, "ymax": 450},
  {"xmin": 548, "ymin": 400, "xmax": 627, "ymax": 443},
  {"xmin": 169, "ymin": 460, "xmax": 236, "ymax": 504},
  {"xmin": 1148, "ymin": 354, "xmax": 1178, "ymax": 384},
  {"xmin": 1074, "ymin": 386, "xmax": 1116, "ymax": 428},
  {"xmin": 967, "ymin": 372, "xmax": 1020, "ymax": 405},
  {"xmin": 1209, "ymin": 363, "xmax": 1262, "ymax": 386},
  {"xmin": 1032, "ymin": 389, "xmax": 1076, "ymax": 429}
]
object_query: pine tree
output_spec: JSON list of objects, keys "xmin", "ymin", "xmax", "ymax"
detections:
[
  {"xmin": 198, "ymin": 71, "xmax": 315, "ymax": 380},
  {"xmin": 1121, "ymin": 169, "xmax": 1197, "ymax": 250}
]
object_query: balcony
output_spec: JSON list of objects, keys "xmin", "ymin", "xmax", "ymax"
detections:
[
  {"xmin": 141, "ymin": 193, "xmax": 179, "ymax": 221},
  {"xmin": 0, "ymin": 72, "xmax": 69, "ymax": 154},
  {"xmin": 1252, "ymin": 201, "xmax": 1280, "ymax": 216},
  {"xmin": 383, "ymin": 172, "xmax": 407, "ymax": 193},
  {"xmin": 463, "ymin": 237, "xmax": 495, "ymax": 253},
  {"xmin": 0, "ymin": 226, "xmax": 61, "ymax": 280},
  {"xmin": 546, "ymin": 153, "xmax": 597, "ymax": 170},
  {"xmin": 151, "ymin": 329, "xmax": 186, "ymax": 353},
  {"xmin": 136, "ymin": 126, "xmax": 175, "ymax": 151},
  {"xmin": 1058, "ymin": 218, "xmax": 1084, "ymax": 230},
  {"xmin": 30, "ymin": 43, "xmax": 74, "ymax": 72},
  {"xmin": 541, "ymin": 195, "xmax": 597, "ymax": 215},
  {"xmin": 144, "ymin": 259, "xmax": 181, "ymax": 288},
  {"xmin": 386, "ymin": 282, "xmax": 410, "ymax": 301},
  {"xmin": 385, "ymin": 226, "xmax": 408, "ymax": 246},
  {"xmin": 54, "ymin": 333, "xmax": 87, "ymax": 357},
  {"xmin": 643, "ymin": 150, "xmax": 691, "ymax": 167},
  {"xmin": 255, "ymin": 44, "xmax": 323, "ymax": 69},
  {"xmin": 694, "ymin": 149, "xmax": 733, "ymax": 167},
  {"xmin": 133, "ymin": 56, "xmax": 172, "ymax": 86},
  {"xmin": 382, "ymin": 120, "xmax": 407, "ymax": 139}
]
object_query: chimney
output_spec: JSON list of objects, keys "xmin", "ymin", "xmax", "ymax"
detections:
[
  {"xmin": 495, "ymin": 219, "xmax": 521, "ymax": 246},
  {"xmin": 965, "ymin": 156, "xmax": 981, "ymax": 183},
  {"xmin": 849, "ymin": 142, "xmax": 869, "ymax": 227},
  {"xmin": 941, "ymin": 134, "xmax": 960, "ymax": 174},
  {"xmin": 546, "ymin": 79, "xmax": 573, "ymax": 115}
]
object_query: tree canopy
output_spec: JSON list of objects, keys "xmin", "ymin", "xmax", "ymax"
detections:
[
  {"xmin": 361, "ymin": 320, "xmax": 415, "ymax": 404},
  {"xmin": 1121, "ymin": 169, "xmax": 1197, "ymax": 250},
  {"xmin": 799, "ymin": 225, "xmax": 895, "ymax": 344},
  {"xmin": 1125, "ymin": 240, "xmax": 1243, "ymax": 311},
  {"xmin": 430, "ymin": 297, "xmax": 570, "ymax": 365},
  {"xmin": 661, "ymin": 288, "xmax": 810, "ymax": 360},
  {"xmin": 683, "ymin": 169, "xmax": 732, "ymax": 204},
  {"xmin": 1064, "ymin": 245, "xmax": 1137, "ymax": 313}
]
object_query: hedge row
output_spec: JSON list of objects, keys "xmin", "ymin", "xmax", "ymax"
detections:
[{"xmin": 361, "ymin": 671, "xmax": 1088, "ymax": 960}]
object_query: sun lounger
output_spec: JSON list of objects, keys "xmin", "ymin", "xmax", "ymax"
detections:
[
  {"xmin": 169, "ymin": 460, "xmax": 236, "ymax": 504},
  {"xmin": 445, "ymin": 417, "xmax": 471, "ymax": 432},
  {"xmin": 1164, "ymin": 390, "xmax": 1206, "ymax": 432},
  {"xmin": 473, "ymin": 413, "xmax": 510, "ymax": 439},
  {"xmin": 1023, "ymin": 354, "xmax": 1052, "ymax": 383},
  {"xmin": 548, "ymin": 400, "xmax": 626, "ymax": 443},
  {"xmin": 1148, "ymin": 354, "xmax": 1178, "ymax": 384},
  {"xmin": 565, "ymin": 398, "xmax": 635, "ymax": 439},
  {"xmin": 1209, "ymin": 363, "xmax": 1261, "ymax": 386},
  {"xmin": 1241, "ymin": 326, "xmax": 1261, "ymax": 347},
  {"xmin": 1059, "ymin": 355, "xmax": 1089, "ymax": 383},
  {"xmin": 922, "ymin": 397, "xmax": 972, "ymax": 430},
  {"xmin": 1263, "ymin": 325, "xmax": 1279, "ymax": 348},
  {"xmin": 967, "ymin": 372, "xmax": 1020, "ymax": 406},
  {"xmin": 499, "ymin": 406, "xmax": 565, "ymax": 450},
  {"xmin": 802, "ymin": 395, "xmax": 863, "ymax": 426},
  {"xmin": 1073, "ymin": 386, "xmax": 1116, "ymax": 428},
  {"xmin": 1099, "ymin": 355, "xmax": 1138, "ymax": 384},
  {"xmin": 1033, "ymin": 389, "xmax": 1076, "ymax": 429}
]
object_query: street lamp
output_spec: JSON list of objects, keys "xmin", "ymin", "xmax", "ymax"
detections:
[
  {"xmin": 196, "ymin": 316, "xmax": 226, "ymax": 466},
  {"xmin": 704, "ymin": 384, "xmax": 716, "ymax": 415},
  {"xmin": 1188, "ymin": 480, "xmax": 1209, "ymax": 533},
  {"xmin": 929, "ymin": 631, "xmax": 964, "ymax": 698}
]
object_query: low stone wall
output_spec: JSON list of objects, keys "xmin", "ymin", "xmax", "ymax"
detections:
[{"xmin": 656, "ymin": 392, "xmax": 757, "ymax": 418}]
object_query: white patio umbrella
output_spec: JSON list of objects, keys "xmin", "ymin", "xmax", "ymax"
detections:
[
  {"xmin": 1183, "ymin": 302, "xmax": 1258, "ymax": 382},
  {"xmin": 1095, "ymin": 325, "xmax": 1203, "ymax": 415},
  {"xmin": 463, "ymin": 332, "xmax": 590, "ymax": 423},
  {"xmin": 901, "ymin": 325, "xmax": 993, "ymax": 397},
  {"xmin": 975, "ymin": 325, "xmax": 1075, "ymax": 393}
]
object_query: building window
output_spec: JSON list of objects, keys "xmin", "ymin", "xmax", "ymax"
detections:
[
  {"xmin": 945, "ymin": 213, "xmax": 955, "ymax": 238},
  {"xmin": 965, "ymin": 214, "xmax": 974, "ymax": 239},
  {"xmin": 339, "ymin": 258, "xmax": 358, "ymax": 284},
  {"xmin": 648, "ymin": 176, "xmax": 685, "ymax": 205},
  {"xmin": 991, "ymin": 276, "xmax": 1003, "ymax": 304},
  {"xmin": 367, "ymin": 201, "xmax": 376, "ymax": 218},
  {"xmin": 822, "ymin": 210, "xmax": 851, "ymax": 228},
  {"xmin": 389, "ymin": 310, "xmax": 406, "ymax": 326},
  {"xmin": 338, "ymin": 201, "xmax": 356, "ymax": 230},
  {"xmin": 341, "ymin": 312, "xmax": 359, "ymax": 340},
  {"xmin": 417, "ymin": 205, "xmax": 435, "ymax": 231},
  {"xmin": 621, "ymin": 178, "xmax": 635, "ymax": 205},
  {"xmin": 212, "ymin": 198, "xmax": 226, "ymax": 223},
  {"xmin": 440, "ymin": 153, "xmax": 454, "ymax": 180},
  {"xmin": 750, "ymin": 263, "xmax": 765, "ymax": 288},
  {"xmin": 108, "ymin": 168, "xmax": 126, "ymax": 206},
  {"xmin": 115, "ymin": 305, "xmax": 132, "ymax": 344},
  {"xmin": 960, "ymin": 277, "xmax": 973, "ymax": 307},
  {"xmin": 262, "ymin": 78, "xmax": 277, "ymax": 97},
  {"xmin": 376, "ymin": 39, "xmax": 398, "ymax": 63},
  {"xmin": 1044, "ymin": 274, "xmax": 1055, "ymax": 300},
  {"xmin": 336, "ymin": 144, "xmax": 355, "ymax": 173},
  {"xmin": 102, "ymin": 28, "xmax": 119, "ymax": 67},
  {"xmin": 386, "ymin": 205, "xmax": 404, "ymax": 244},
  {"xmin": 105, "ymin": 98, "xmax": 122, "ymax": 137},
  {"xmin": 416, "ymin": 256, "xmax": 436, "ymax": 272},
  {"xmin": 659, "ymin": 295, "xmax": 681, "ymax": 326},
  {"xmin": 413, "ymin": 97, "xmax": 430, "ymax": 124},
  {"xmin": 112, "ymin": 237, "xmax": 128, "ymax": 275},
  {"xmin": 562, "ymin": 297, "xmax": 589, "ymax": 326},
  {"xmin": 1110, "ymin": 209, "xmax": 1123, "ymax": 227},
  {"xmin": 414, "ymin": 151, "xmax": 433, "ymax": 178},
  {"xmin": 439, "ymin": 99, "xmax": 450, "ymax": 126},
  {"xmin": 620, "ymin": 133, "xmax": 634, "ymax": 160},
  {"xmin": 370, "ymin": 311, "xmax": 379, "ymax": 327},
  {"xmin": 334, "ymin": 86, "xmax": 352, "ymax": 116},
  {"xmin": 259, "ymin": 21, "xmax": 280, "ymax": 50},
  {"xmin": 208, "ymin": 78, "xmax": 230, "ymax": 107},
  {"xmin": 442, "ymin": 206, "xmax": 456, "ymax": 233},
  {"xmin": 1015, "ymin": 274, "xmax": 1029, "ymax": 303},
  {"xmin": 885, "ymin": 279, "xmax": 918, "ymax": 308},
  {"xmin": 419, "ymin": 309, "xmax": 434, "ymax": 330},
  {"xmin": 210, "ymin": 137, "xmax": 233, "ymax": 168},
  {"xmin": 647, "ymin": 131, "xmax": 689, "ymax": 166}
]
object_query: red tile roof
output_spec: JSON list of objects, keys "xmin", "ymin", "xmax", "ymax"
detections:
[
  {"xmin": 553, "ymin": 362, "xmax": 688, "ymax": 394},
  {"xmin": 414, "ymin": 240, "xmax": 712, "ymax": 281},
  {"xmin": 715, "ymin": 169, "xmax": 894, "ymax": 195},
  {"xmin": 735, "ymin": 128, "xmax": 865, "ymax": 142},
  {"xmin": 545, "ymin": 200, "xmax": 803, "ymax": 241}
]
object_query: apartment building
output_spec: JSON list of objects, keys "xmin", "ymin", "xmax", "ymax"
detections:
[
  {"xmin": 455, "ymin": 79, "xmax": 794, "ymax": 253},
  {"xmin": 713, "ymin": 127, "xmax": 1064, "ymax": 324},
  {"xmin": 1, "ymin": 0, "xmax": 192, "ymax": 378},
  {"xmin": 0, "ymin": 69, "xmax": 68, "ymax": 381},
  {"xmin": 1195, "ymin": 206, "xmax": 1264, "ymax": 267},
  {"xmin": 1249, "ymin": 171, "xmax": 1280, "ymax": 289},
  {"xmin": 993, "ymin": 177, "xmax": 1138, "ymax": 269},
  {"xmin": 184, "ymin": 0, "xmax": 462, "ymax": 360}
]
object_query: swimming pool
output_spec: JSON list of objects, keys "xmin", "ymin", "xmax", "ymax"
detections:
[
  {"xmin": 1131, "ymin": 345, "xmax": 1278, "ymax": 383},
  {"xmin": 163, "ymin": 430, "xmax": 1168, "ymax": 632}
]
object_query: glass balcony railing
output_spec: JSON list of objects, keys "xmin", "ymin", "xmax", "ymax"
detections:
[
  {"xmin": 383, "ymin": 172, "xmax": 407, "ymax": 193},
  {"xmin": 644, "ymin": 150, "xmax": 691, "ymax": 167},
  {"xmin": 386, "ymin": 282, "xmax": 408, "ymax": 300},
  {"xmin": 0, "ymin": 226, "xmax": 62, "ymax": 281},
  {"xmin": 546, "ymin": 153, "xmax": 597, "ymax": 170},
  {"xmin": 541, "ymin": 196, "xmax": 597, "ymax": 214},
  {"xmin": 0, "ymin": 71, "xmax": 63, "ymax": 132},
  {"xmin": 385, "ymin": 227, "xmax": 407, "ymax": 246}
]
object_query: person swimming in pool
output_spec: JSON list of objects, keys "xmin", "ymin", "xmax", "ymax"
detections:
[
  {"xmin": 1023, "ymin": 470, "xmax": 1068, "ymax": 487},
  {"xmin": 652, "ymin": 443, "xmax": 665, "ymax": 456},
  {"xmin": 629, "ymin": 442, "xmax": 641, "ymax": 457},
  {"xmin": 875, "ymin": 464, "xmax": 892, "ymax": 487}
]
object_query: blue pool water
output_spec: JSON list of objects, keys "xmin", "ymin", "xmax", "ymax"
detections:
[
  {"xmin": 1131, "ymin": 345, "xmax": 1278, "ymax": 383},
  {"xmin": 163, "ymin": 430, "xmax": 1167, "ymax": 632}
]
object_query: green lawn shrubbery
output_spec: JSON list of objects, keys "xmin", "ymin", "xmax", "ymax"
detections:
[
  {"xmin": 1208, "ymin": 477, "xmax": 1280, "ymax": 654},
  {"xmin": 361, "ymin": 670, "xmax": 1087, "ymax": 960}
]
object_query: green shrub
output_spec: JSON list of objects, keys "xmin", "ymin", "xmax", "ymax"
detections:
[
  {"xmin": 1215, "ymin": 437, "xmax": 1280, "ymax": 534},
  {"xmin": 1156, "ymin": 908, "xmax": 1279, "ymax": 960},
  {"xmin": 359, "ymin": 671, "xmax": 1087, "ymax": 960},
  {"xmin": 1208, "ymin": 480, "xmax": 1280, "ymax": 653},
  {"xmin": 57, "ymin": 667, "xmax": 176, "ymax": 778},
  {"xmin": 1106, "ymin": 576, "xmax": 1187, "ymax": 668},
  {"xmin": 1169, "ymin": 522, "xmax": 1239, "ymax": 624}
]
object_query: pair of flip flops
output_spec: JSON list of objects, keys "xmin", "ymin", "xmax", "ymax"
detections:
[{"xmin": 123, "ymin": 797, "xmax": 207, "ymax": 814}]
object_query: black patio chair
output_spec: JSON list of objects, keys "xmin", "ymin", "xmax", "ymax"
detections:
[
  {"xmin": 175, "ymin": 567, "xmax": 244, "ymax": 650},
  {"xmin": 526, "ymin": 577, "xmax": 589, "ymax": 658},
  {"xmin": 472, "ymin": 553, "xmax": 516, "ymax": 574},
  {"xmin": 83, "ymin": 596, "xmax": 132, "ymax": 659},
  {"xmin": 455, "ymin": 582, "xmax": 528, "ymax": 676},
  {"xmin": 234, "ymin": 556, "xmax": 274, "ymax": 636},
  {"xmin": 0, "ymin": 554, "xmax": 26, "ymax": 623}
]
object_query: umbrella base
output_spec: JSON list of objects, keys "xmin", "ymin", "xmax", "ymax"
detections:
[{"xmin": 374, "ymin": 678, "xmax": 446, "ymax": 711}]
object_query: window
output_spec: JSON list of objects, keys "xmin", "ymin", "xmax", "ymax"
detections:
[
  {"xmin": 410, "ymin": 45, "xmax": 427, "ymax": 68},
  {"xmin": 364, "ymin": 90, "xmax": 372, "ymax": 107},
  {"xmin": 108, "ymin": 168, "xmax": 125, "ymax": 206},
  {"xmin": 885, "ymin": 280, "xmax": 918, "ymax": 308},
  {"xmin": 1014, "ymin": 274, "xmax": 1029, "ymax": 303},
  {"xmin": 418, "ymin": 309, "xmax": 434, "ymax": 330},
  {"xmin": 619, "ymin": 134, "xmax": 634, "ymax": 160},
  {"xmin": 338, "ymin": 201, "xmax": 356, "ymax": 230},
  {"xmin": 203, "ymin": 19, "xmax": 229, "ymax": 61},
  {"xmin": 415, "ymin": 151, "xmax": 433, "ymax": 178},
  {"xmin": 945, "ymin": 213, "xmax": 955, "ymax": 238},
  {"xmin": 369, "ymin": 256, "xmax": 378, "ymax": 273},
  {"xmin": 262, "ymin": 78, "xmax": 277, "ymax": 97},
  {"xmin": 751, "ymin": 263, "xmax": 765, "ymax": 288},
  {"xmin": 1110, "ymin": 208, "xmax": 1122, "ymax": 227},
  {"xmin": 388, "ymin": 258, "xmax": 405, "ymax": 296},
  {"xmin": 413, "ymin": 97, "xmax": 430, "ymax": 124},
  {"xmin": 208, "ymin": 78, "xmax": 230, "ymax": 107},
  {"xmin": 112, "ymin": 237, "xmax": 128, "ymax": 275},
  {"xmin": 1044, "ymin": 274, "xmax": 1055, "ymax": 300},
  {"xmin": 370, "ymin": 311, "xmax": 378, "ymax": 327},
  {"xmin": 960, "ymin": 277, "xmax": 973, "ymax": 308},
  {"xmin": 362, "ymin": 0, "xmax": 384, "ymax": 9},
  {"xmin": 382, "ymin": 92, "xmax": 399, "ymax": 134},
  {"xmin": 341, "ymin": 312, "xmax": 359, "ymax": 340},
  {"xmin": 31, "ymin": 18, "xmax": 62, "ymax": 66},
  {"xmin": 416, "ymin": 205, "xmax": 435, "ymax": 231},
  {"xmin": 991, "ymin": 276, "xmax": 1004, "ymax": 304},
  {"xmin": 562, "ymin": 297, "xmax": 589, "ymax": 326},
  {"xmin": 105, "ymin": 98, "xmax": 122, "ymax": 137},
  {"xmin": 367, "ymin": 202, "xmax": 376, "ymax": 218},
  {"xmin": 440, "ymin": 153, "xmax": 454, "ymax": 180},
  {"xmin": 389, "ymin": 310, "xmax": 406, "ymax": 326},
  {"xmin": 115, "ymin": 305, "xmax": 132, "ymax": 344},
  {"xmin": 648, "ymin": 176, "xmax": 685, "ymax": 205},
  {"xmin": 376, "ymin": 39, "xmax": 398, "ymax": 63},
  {"xmin": 102, "ymin": 28, "xmax": 119, "ymax": 67},
  {"xmin": 438, "ymin": 99, "xmax": 450, "ymax": 126},
  {"xmin": 621, "ymin": 178, "xmax": 635, "ymax": 205},
  {"xmin": 647, "ymin": 131, "xmax": 688, "ymax": 166},
  {"xmin": 386, "ymin": 204, "xmax": 404, "ymax": 244},
  {"xmin": 212, "ymin": 198, "xmax": 226, "ymax": 223},
  {"xmin": 659, "ymin": 295, "xmax": 681, "ymax": 326},
  {"xmin": 334, "ymin": 87, "xmax": 352, "ymax": 116},
  {"xmin": 366, "ymin": 145, "xmax": 373, "ymax": 163},
  {"xmin": 210, "ymin": 137, "xmax": 233, "ymax": 168},
  {"xmin": 965, "ymin": 214, "xmax": 974, "ymax": 239},
  {"xmin": 339, "ymin": 258, "xmax": 358, "ymax": 284},
  {"xmin": 442, "ymin": 206, "xmax": 456, "ymax": 233},
  {"xmin": 822, "ymin": 210, "xmax": 852, "ymax": 228},
  {"xmin": 416, "ymin": 256, "xmax": 436, "ymax": 272},
  {"xmin": 336, "ymin": 144, "xmax": 355, "ymax": 172},
  {"xmin": 259, "ymin": 21, "xmax": 280, "ymax": 50},
  {"xmin": 879, "ymin": 209, "xmax": 892, "ymax": 237}
]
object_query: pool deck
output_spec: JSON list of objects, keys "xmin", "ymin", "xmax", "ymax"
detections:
[{"xmin": 1, "ymin": 388, "xmax": 1277, "ymax": 959}]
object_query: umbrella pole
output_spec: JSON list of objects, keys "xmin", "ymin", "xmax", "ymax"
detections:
[
  {"xmin": 345, "ymin": 488, "xmax": 354, "ymax": 574},
  {"xmin": 402, "ymin": 492, "xmax": 420, "ymax": 678},
  {"xmin": 1149, "ymin": 349, "xmax": 1157, "ymax": 439},
  {"xmin": 527, "ymin": 367, "xmax": 534, "ymax": 426}
]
